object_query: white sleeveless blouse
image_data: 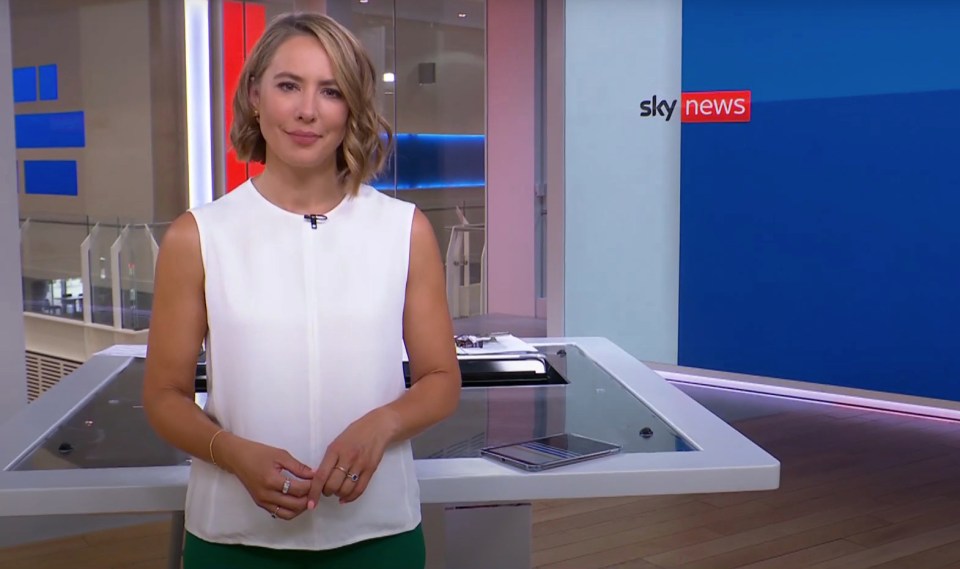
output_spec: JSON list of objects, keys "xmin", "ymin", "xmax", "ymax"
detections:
[{"xmin": 184, "ymin": 180, "xmax": 420, "ymax": 550}]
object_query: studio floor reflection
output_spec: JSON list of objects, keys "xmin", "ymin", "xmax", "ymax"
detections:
[{"xmin": 530, "ymin": 383, "xmax": 960, "ymax": 569}]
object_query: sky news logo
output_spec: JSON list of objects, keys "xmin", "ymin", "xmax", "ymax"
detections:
[{"xmin": 640, "ymin": 90, "xmax": 751, "ymax": 123}]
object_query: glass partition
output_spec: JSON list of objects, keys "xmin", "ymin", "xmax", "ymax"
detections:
[
  {"xmin": 20, "ymin": 215, "xmax": 91, "ymax": 321},
  {"xmin": 20, "ymin": 217, "xmax": 166, "ymax": 331},
  {"xmin": 81, "ymin": 222, "xmax": 120, "ymax": 327},
  {"xmin": 116, "ymin": 224, "xmax": 162, "ymax": 331}
]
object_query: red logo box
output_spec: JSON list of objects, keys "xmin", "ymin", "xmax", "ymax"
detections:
[{"xmin": 681, "ymin": 90, "xmax": 751, "ymax": 123}]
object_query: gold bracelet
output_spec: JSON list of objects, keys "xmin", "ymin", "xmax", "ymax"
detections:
[{"xmin": 209, "ymin": 429, "xmax": 226, "ymax": 467}]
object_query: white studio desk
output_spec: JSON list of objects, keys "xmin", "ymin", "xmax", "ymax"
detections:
[{"xmin": 0, "ymin": 338, "xmax": 779, "ymax": 569}]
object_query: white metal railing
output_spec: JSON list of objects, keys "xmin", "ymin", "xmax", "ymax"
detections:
[{"xmin": 445, "ymin": 223, "xmax": 486, "ymax": 318}]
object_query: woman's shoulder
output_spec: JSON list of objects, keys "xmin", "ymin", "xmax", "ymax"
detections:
[
  {"xmin": 190, "ymin": 180, "xmax": 255, "ymax": 220},
  {"xmin": 158, "ymin": 211, "xmax": 202, "ymax": 263},
  {"xmin": 357, "ymin": 184, "xmax": 416, "ymax": 216}
]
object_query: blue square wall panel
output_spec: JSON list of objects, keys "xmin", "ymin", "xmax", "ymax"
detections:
[
  {"xmin": 13, "ymin": 67, "xmax": 37, "ymax": 103},
  {"xmin": 24, "ymin": 160, "xmax": 79, "ymax": 196},
  {"xmin": 38, "ymin": 64, "xmax": 58, "ymax": 101}
]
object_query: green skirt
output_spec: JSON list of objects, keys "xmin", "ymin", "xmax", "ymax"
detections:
[{"xmin": 183, "ymin": 524, "xmax": 425, "ymax": 569}]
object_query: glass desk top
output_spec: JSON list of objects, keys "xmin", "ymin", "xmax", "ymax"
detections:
[{"xmin": 10, "ymin": 345, "xmax": 694, "ymax": 472}]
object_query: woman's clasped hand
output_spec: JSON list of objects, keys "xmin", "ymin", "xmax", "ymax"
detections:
[{"xmin": 219, "ymin": 407, "xmax": 398, "ymax": 519}]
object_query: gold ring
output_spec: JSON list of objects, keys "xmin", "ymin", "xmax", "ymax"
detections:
[
  {"xmin": 271, "ymin": 505, "xmax": 280, "ymax": 519},
  {"xmin": 335, "ymin": 464, "xmax": 359, "ymax": 482}
]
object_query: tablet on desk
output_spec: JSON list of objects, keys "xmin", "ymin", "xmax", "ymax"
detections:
[{"xmin": 480, "ymin": 433, "xmax": 621, "ymax": 472}]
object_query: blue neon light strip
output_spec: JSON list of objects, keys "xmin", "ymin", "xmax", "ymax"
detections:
[
  {"xmin": 372, "ymin": 181, "xmax": 484, "ymax": 191},
  {"xmin": 373, "ymin": 133, "xmax": 485, "ymax": 190},
  {"xmin": 23, "ymin": 160, "xmax": 79, "ymax": 196},
  {"xmin": 15, "ymin": 111, "xmax": 85, "ymax": 148},
  {"xmin": 13, "ymin": 67, "xmax": 37, "ymax": 103},
  {"xmin": 38, "ymin": 64, "xmax": 58, "ymax": 101},
  {"xmin": 398, "ymin": 133, "xmax": 485, "ymax": 141}
]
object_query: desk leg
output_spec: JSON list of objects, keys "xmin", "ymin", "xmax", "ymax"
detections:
[
  {"xmin": 423, "ymin": 503, "xmax": 532, "ymax": 569},
  {"xmin": 168, "ymin": 511, "xmax": 185, "ymax": 569},
  {"xmin": 422, "ymin": 504, "xmax": 447, "ymax": 569}
]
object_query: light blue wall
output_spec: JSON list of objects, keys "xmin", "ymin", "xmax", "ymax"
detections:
[{"xmin": 563, "ymin": 0, "xmax": 682, "ymax": 363}]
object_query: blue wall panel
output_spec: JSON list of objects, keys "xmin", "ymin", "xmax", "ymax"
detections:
[
  {"xmin": 24, "ymin": 160, "xmax": 79, "ymax": 196},
  {"xmin": 680, "ymin": 1, "xmax": 960, "ymax": 400},
  {"xmin": 38, "ymin": 64, "xmax": 59, "ymax": 101},
  {"xmin": 13, "ymin": 67, "xmax": 37, "ymax": 103},
  {"xmin": 15, "ymin": 111, "xmax": 85, "ymax": 148}
]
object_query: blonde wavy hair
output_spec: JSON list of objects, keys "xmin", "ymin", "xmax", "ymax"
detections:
[{"xmin": 230, "ymin": 12, "xmax": 393, "ymax": 195}]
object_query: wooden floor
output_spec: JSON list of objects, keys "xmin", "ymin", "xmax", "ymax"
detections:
[{"xmin": 4, "ymin": 383, "xmax": 960, "ymax": 569}]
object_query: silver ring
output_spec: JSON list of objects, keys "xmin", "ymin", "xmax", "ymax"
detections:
[
  {"xmin": 271, "ymin": 505, "xmax": 280, "ymax": 519},
  {"xmin": 281, "ymin": 479, "xmax": 291, "ymax": 495}
]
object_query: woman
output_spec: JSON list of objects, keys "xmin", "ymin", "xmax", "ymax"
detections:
[{"xmin": 143, "ymin": 12, "xmax": 461, "ymax": 568}]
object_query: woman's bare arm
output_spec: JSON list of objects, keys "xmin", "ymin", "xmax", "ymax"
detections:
[
  {"xmin": 384, "ymin": 207, "xmax": 462, "ymax": 439},
  {"xmin": 142, "ymin": 213, "xmax": 219, "ymax": 462}
]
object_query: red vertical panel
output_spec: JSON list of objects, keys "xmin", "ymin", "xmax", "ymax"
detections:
[
  {"xmin": 223, "ymin": 2, "xmax": 268, "ymax": 191},
  {"xmin": 244, "ymin": 3, "xmax": 267, "ymax": 182},
  {"xmin": 223, "ymin": 1, "xmax": 246, "ymax": 192},
  {"xmin": 248, "ymin": 161, "xmax": 265, "ymax": 178},
  {"xmin": 244, "ymin": 3, "xmax": 267, "ymax": 55}
]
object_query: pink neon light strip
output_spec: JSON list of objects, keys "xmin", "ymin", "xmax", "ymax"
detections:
[{"xmin": 660, "ymin": 371, "xmax": 960, "ymax": 423}]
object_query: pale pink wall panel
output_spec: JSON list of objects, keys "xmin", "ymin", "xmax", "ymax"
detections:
[{"xmin": 485, "ymin": 0, "xmax": 536, "ymax": 317}]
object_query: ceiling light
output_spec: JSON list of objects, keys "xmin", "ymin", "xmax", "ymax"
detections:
[
  {"xmin": 382, "ymin": 72, "xmax": 395, "ymax": 83},
  {"xmin": 458, "ymin": 13, "xmax": 467, "ymax": 18}
]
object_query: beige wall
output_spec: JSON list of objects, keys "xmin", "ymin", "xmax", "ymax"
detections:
[
  {"xmin": 24, "ymin": 313, "xmax": 149, "ymax": 363},
  {"xmin": 12, "ymin": 0, "xmax": 86, "ymax": 219},
  {"xmin": 148, "ymin": 0, "xmax": 188, "ymax": 224},
  {"xmin": 13, "ymin": 0, "xmax": 155, "ymax": 222},
  {"xmin": 78, "ymin": 0, "xmax": 154, "ymax": 222}
]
